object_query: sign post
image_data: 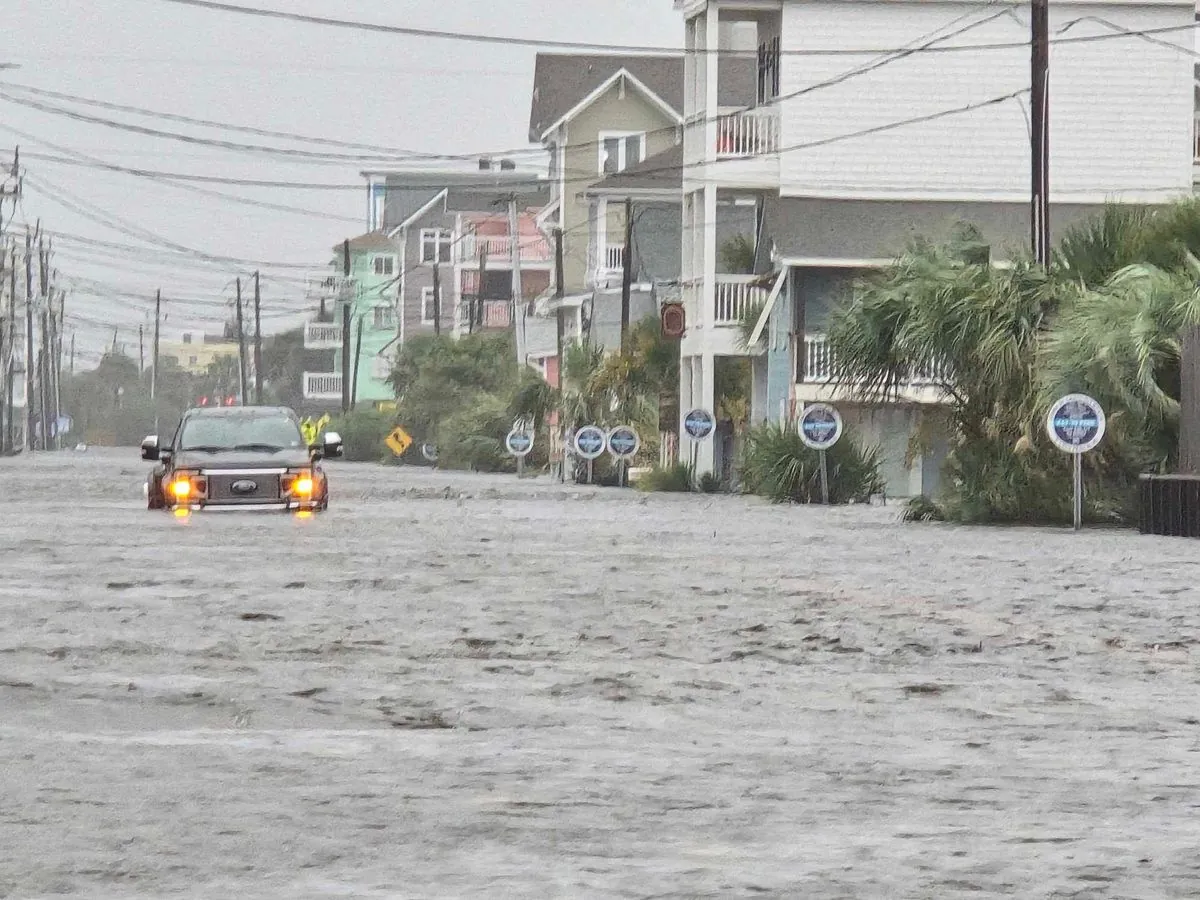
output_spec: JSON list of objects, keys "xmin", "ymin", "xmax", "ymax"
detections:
[
  {"xmin": 505, "ymin": 426, "xmax": 534, "ymax": 477},
  {"xmin": 1046, "ymin": 393, "xmax": 1106, "ymax": 531},
  {"xmin": 798, "ymin": 403, "xmax": 843, "ymax": 504},
  {"xmin": 572, "ymin": 425, "xmax": 606, "ymax": 484},
  {"xmin": 682, "ymin": 408, "xmax": 715, "ymax": 484},
  {"xmin": 607, "ymin": 425, "xmax": 640, "ymax": 487}
]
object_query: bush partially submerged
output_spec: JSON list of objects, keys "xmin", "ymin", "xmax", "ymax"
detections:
[
  {"xmin": 328, "ymin": 409, "xmax": 394, "ymax": 462},
  {"xmin": 636, "ymin": 462, "xmax": 695, "ymax": 493},
  {"xmin": 739, "ymin": 422, "xmax": 884, "ymax": 504}
]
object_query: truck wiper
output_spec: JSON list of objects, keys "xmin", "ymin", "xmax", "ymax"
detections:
[
  {"xmin": 179, "ymin": 444, "xmax": 228, "ymax": 452},
  {"xmin": 231, "ymin": 443, "xmax": 285, "ymax": 452}
]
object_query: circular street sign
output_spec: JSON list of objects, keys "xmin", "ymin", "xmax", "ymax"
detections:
[
  {"xmin": 798, "ymin": 403, "xmax": 843, "ymax": 451},
  {"xmin": 682, "ymin": 408, "xmax": 715, "ymax": 440},
  {"xmin": 505, "ymin": 429, "xmax": 534, "ymax": 458},
  {"xmin": 1046, "ymin": 393, "xmax": 1106, "ymax": 454},
  {"xmin": 572, "ymin": 425, "xmax": 607, "ymax": 460},
  {"xmin": 607, "ymin": 425, "xmax": 640, "ymax": 459},
  {"xmin": 421, "ymin": 442, "xmax": 438, "ymax": 462}
]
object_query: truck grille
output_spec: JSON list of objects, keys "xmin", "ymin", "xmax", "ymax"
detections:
[{"xmin": 205, "ymin": 471, "xmax": 283, "ymax": 503}]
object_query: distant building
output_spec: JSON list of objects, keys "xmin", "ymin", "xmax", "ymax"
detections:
[{"xmin": 158, "ymin": 330, "xmax": 239, "ymax": 376}]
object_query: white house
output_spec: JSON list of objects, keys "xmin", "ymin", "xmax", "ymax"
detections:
[{"xmin": 675, "ymin": 0, "xmax": 1195, "ymax": 495}]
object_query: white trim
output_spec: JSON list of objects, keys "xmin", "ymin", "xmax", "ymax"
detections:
[
  {"xmin": 776, "ymin": 257, "xmax": 895, "ymax": 268},
  {"xmin": 598, "ymin": 131, "xmax": 648, "ymax": 176},
  {"xmin": 418, "ymin": 228, "xmax": 453, "ymax": 265},
  {"xmin": 747, "ymin": 269, "xmax": 789, "ymax": 347},
  {"xmin": 585, "ymin": 186, "xmax": 681, "ymax": 201},
  {"xmin": 371, "ymin": 254, "xmax": 397, "ymax": 277},
  {"xmin": 420, "ymin": 286, "xmax": 437, "ymax": 324},
  {"xmin": 391, "ymin": 189, "xmax": 448, "ymax": 234},
  {"xmin": 538, "ymin": 68, "xmax": 683, "ymax": 142}
]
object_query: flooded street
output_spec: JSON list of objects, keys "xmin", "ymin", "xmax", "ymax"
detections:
[{"xmin": 2, "ymin": 448, "xmax": 1200, "ymax": 898}]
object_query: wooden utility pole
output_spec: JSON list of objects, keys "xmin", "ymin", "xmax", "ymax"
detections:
[
  {"xmin": 6, "ymin": 243, "xmax": 15, "ymax": 453},
  {"xmin": 0, "ymin": 245, "xmax": 6, "ymax": 454},
  {"xmin": 1031, "ymin": 0, "xmax": 1050, "ymax": 266},
  {"xmin": 69, "ymin": 333, "xmax": 75, "ymax": 376},
  {"xmin": 151, "ymin": 289, "xmax": 161, "ymax": 432},
  {"xmin": 508, "ymin": 197, "xmax": 525, "ymax": 371},
  {"xmin": 432, "ymin": 259, "xmax": 442, "ymax": 337},
  {"xmin": 474, "ymin": 246, "xmax": 487, "ymax": 333},
  {"xmin": 138, "ymin": 324, "xmax": 145, "ymax": 374},
  {"xmin": 351, "ymin": 315, "xmax": 363, "ymax": 407},
  {"xmin": 620, "ymin": 198, "xmax": 634, "ymax": 353},
  {"xmin": 23, "ymin": 229, "xmax": 33, "ymax": 450},
  {"xmin": 52, "ymin": 290, "xmax": 63, "ymax": 449},
  {"xmin": 37, "ymin": 237, "xmax": 49, "ymax": 450},
  {"xmin": 554, "ymin": 226, "xmax": 566, "ymax": 483},
  {"xmin": 340, "ymin": 239, "xmax": 352, "ymax": 413},
  {"xmin": 234, "ymin": 277, "xmax": 248, "ymax": 405},
  {"xmin": 253, "ymin": 270, "xmax": 263, "ymax": 404}
]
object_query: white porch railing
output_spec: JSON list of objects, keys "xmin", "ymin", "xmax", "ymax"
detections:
[
  {"xmin": 605, "ymin": 244, "xmax": 625, "ymax": 272},
  {"xmin": 802, "ymin": 334, "xmax": 949, "ymax": 385},
  {"xmin": 304, "ymin": 321, "xmax": 342, "ymax": 350},
  {"xmin": 303, "ymin": 372, "xmax": 343, "ymax": 401},
  {"xmin": 714, "ymin": 275, "xmax": 768, "ymax": 326},
  {"xmin": 716, "ymin": 108, "xmax": 781, "ymax": 158},
  {"xmin": 458, "ymin": 233, "xmax": 552, "ymax": 264}
]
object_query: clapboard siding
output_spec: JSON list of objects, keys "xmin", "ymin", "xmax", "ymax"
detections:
[{"xmin": 778, "ymin": 1, "xmax": 1193, "ymax": 202}]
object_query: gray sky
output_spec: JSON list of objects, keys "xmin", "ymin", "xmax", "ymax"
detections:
[{"xmin": 2, "ymin": 1, "xmax": 682, "ymax": 366}]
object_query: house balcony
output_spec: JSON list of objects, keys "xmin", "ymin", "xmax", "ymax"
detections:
[
  {"xmin": 713, "ymin": 274, "xmax": 768, "ymax": 326},
  {"xmin": 303, "ymin": 372, "xmax": 343, "ymax": 402},
  {"xmin": 707, "ymin": 107, "xmax": 781, "ymax": 189},
  {"xmin": 796, "ymin": 333, "xmax": 952, "ymax": 405},
  {"xmin": 588, "ymin": 243, "xmax": 626, "ymax": 287},
  {"xmin": 454, "ymin": 299, "xmax": 512, "ymax": 331},
  {"xmin": 303, "ymin": 321, "xmax": 342, "ymax": 350},
  {"xmin": 457, "ymin": 233, "xmax": 552, "ymax": 267}
]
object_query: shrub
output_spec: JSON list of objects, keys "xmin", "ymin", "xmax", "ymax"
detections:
[
  {"xmin": 698, "ymin": 472, "xmax": 722, "ymax": 493},
  {"xmin": 739, "ymin": 422, "xmax": 884, "ymax": 504},
  {"xmin": 435, "ymin": 393, "xmax": 514, "ymax": 472},
  {"xmin": 636, "ymin": 462, "xmax": 695, "ymax": 492},
  {"xmin": 329, "ymin": 409, "xmax": 394, "ymax": 462}
]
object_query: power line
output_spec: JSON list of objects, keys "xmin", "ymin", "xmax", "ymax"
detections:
[{"xmin": 148, "ymin": 0, "xmax": 1200, "ymax": 56}]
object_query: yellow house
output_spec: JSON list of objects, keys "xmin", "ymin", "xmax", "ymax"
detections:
[{"xmin": 159, "ymin": 330, "xmax": 240, "ymax": 375}]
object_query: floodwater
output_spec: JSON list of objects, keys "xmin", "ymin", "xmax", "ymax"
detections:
[{"xmin": 2, "ymin": 448, "xmax": 1200, "ymax": 898}]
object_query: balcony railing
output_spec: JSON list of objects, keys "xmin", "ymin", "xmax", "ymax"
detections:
[
  {"xmin": 714, "ymin": 275, "xmax": 768, "ymax": 326},
  {"xmin": 454, "ymin": 300, "xmax": 512, "ymax": 330},
  {"xmin": 716, "ymin": 109, "xmax": 780, "ymax": 158},
  {"xmin": 304, "ymin": 321, "xmax": 342, "ymax": 350},
  {"xmin": 458, "ymin": 233, "xmax": 552, "ymax": 265},
  {"xmin": 303, "ymin": 372, "xmax": 343, "ymax": 401},
  {"xmin": 605, "ymin": 244, "xmax": 625, "ymax": 272},
  {"xmin": 802, "ymin": 334, "xmax": 949, "ymax": 385}
]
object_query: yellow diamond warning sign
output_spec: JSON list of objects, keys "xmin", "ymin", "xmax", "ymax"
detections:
[{"xmin": 385, "ymin": 426, "xmax": 412, "ymax": 457}]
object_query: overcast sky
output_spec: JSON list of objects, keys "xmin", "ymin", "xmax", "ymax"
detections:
[{"xmin": 1, "ymin": 1, "xmax": 682, "ymax": 367}]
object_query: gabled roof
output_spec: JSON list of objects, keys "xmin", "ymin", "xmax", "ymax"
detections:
[
  {"xmin": 332, "ymin": 231, "xmax": 398, "ymax": 253},
  {"xmin": 529, "ymin": 54, "xmax": 683, "ymax": 142},
  {"xmin": 586, "ymin": 143, "xmax": 684, "ymax": 196},
  {"xmin": 528, "ymin": 52, "xmax": 758, "ymax": 144}
]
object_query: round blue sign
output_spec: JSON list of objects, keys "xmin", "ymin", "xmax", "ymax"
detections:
[
  {"xmin": 607, "ymin": 425, "xmax": 640, "ymax": 459},
  {"xmin": 798, "ymin": 403, "xmax": 843, "ymax": 450},
  {"xmin": 683, "ymin": 408, "xmax": 715, "ymax": 440},
  {"xmin": 1046, "ymin": 393, "xmax": 1106, "ymax": 454},
  {"xmin": 573, "ymin": 425, "xmax": 606, "ymax": 460},
  {"xmin": 505, "ymin": 429, "xmax": 534, "ymax": 457}
]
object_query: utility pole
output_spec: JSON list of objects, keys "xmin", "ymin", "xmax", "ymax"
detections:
[
  {"xmin": 151, "ymin": 289, "xmax": 161, "ymax": 433},
  {"xmin": 24, "ymin": 229, "xmax": 33, "ymax": 451},
  {"xmin": 620, "ymin": 198, "xmax": 634, "ymax": 353},
  {"xmin": 138, "ymin": 324, "xmax": 145, "ymax": 374},
  {"xmin": 340, "ymin": 239, "xmax": 352, "ymax": 414},
  {"xmin": 1031, "ymin": 0, "xmax": 1050, "ymax": 266},
  {"xmin": 69, "ymin": 333, "xmax": 75, "ymax": 376},
  {"xmin": 253, "ymin": 270, "xmax": 263, "ymax": 404},
  {"xmin": 234, "ymin": 277, "xmax": 248, "ymax": 405},
  {"xmin": 53, "ymin": 290, "xmax": 63, "ymax": 449},
  {"xmin": 474, "ymin": 246, "xmax": 487, "ymax": 333},
  {"xmin": 432, "ymin": 259, "xmax": 442, "ymax": 337},
  {"xmin": 37, "ymin": 237, "xmax": 49, "ymax": 450},
  {"xmin": 351, "ymin": 315, "xmax": 363, "ymax": 407},
  {"xmin": 508, "ymin": 197, "xmax": 525, "ymax": 372},
  {"xmin": 0, "ymin": 244, "xmax": 6, "ymax": 454}
]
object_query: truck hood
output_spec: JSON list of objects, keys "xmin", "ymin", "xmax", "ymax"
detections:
[{"xmin": 172, "ymin": 449, "xmax": 313, "ymax": 469}]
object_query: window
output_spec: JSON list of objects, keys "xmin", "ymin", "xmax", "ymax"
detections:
[
  {"xmin": 182, "ymin": 333, "xmax": 193, "ymax": 344},
  {"xmin": 420, "ymin": 229, "xmax": 453, "ymax": 264},
  {"xmin": 598, "ymin": 132, "xmax": 645, "ymax": 175},
  {"xmin": 421, "ymin": 287, "xmax": 438, "ymax": 324},
  {"xmin": 757, "ymin": 36, "xmax": 781, "ymax": 104},
  {"xmin": 372, "ymin": 305, "xmax": 396, "ymax": 330},
  {"xmin": 372, "ymin": 255, "xmax": 396, "ymax": 276}
]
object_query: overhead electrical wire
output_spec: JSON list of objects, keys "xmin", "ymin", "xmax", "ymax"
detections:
[{"xmin": 149, "ymin": 0, "xmax": 1200, "ymax": 57}]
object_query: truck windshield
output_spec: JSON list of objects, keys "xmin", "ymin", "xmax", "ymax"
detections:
[{"xmin": 179, "ymin": 414, "xmax": 305, "ymax": 452}]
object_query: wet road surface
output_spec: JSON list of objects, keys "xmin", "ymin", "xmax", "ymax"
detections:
[{"xmin": 2, "ymin": 449, "xmax": 1200, "ymax": 898}]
